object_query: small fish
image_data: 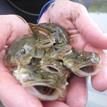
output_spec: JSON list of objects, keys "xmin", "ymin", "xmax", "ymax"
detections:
[{"xmin": 4, "ymin": 23, "xmax": 100, "ymax": 101}]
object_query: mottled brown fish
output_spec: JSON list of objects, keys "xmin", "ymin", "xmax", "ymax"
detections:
[{"xmin": 4, "ymin": 23, "xmax": 100, "ymax": 101}]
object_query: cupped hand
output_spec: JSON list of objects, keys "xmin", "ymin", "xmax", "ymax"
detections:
[
  {"xmin": 0, "ymin": 15, "xmax": 43, "ymax": 107},
  {"xmin": 0, "ymin": 15, "xmax": 70, "ymax": 107},
  {"xmin": 39, "ymin": 0, "xmax": 107, "ymax": 107}
]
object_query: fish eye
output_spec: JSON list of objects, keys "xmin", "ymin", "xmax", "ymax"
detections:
[
  {"xmin": 15, "ymin": 48, "xmax": 26, "ymax": 58},
  {"xmin": 20, "ymin": 48, "xmax": 26, "ymax": 55}
]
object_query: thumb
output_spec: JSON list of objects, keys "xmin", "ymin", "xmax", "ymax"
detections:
[
  {"xmin": 38, "ymin": 12, "xmax": 49, "ymax": 23},
  {"xmin": 0, "ymin": 15, "xmax": 30, "ymax": 51}
]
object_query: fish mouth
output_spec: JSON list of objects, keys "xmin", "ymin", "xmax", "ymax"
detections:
[
  {"xmin": 80, "ymin": 65, "xmax": 95, "ymax": 73},
  {"xmin": 27, "ymin": 83, "xmax": 64, "ymax": 101},
  {"xmin": 33, "ymin": 85, "xmax": 56, "ymax": 96},
  {"xmin": 76, "ymin": 64, "xmax": 98, "ymax": 77}
]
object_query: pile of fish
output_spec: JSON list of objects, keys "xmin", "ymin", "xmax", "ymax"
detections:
[{"xmin": 4, "ymin": 23, "xmax": 100, "ymax": 101}]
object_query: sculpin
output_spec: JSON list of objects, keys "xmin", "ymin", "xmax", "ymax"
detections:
[{"xmin": 4, "ymin": 23, "xmax": 100, "ymax": 101}]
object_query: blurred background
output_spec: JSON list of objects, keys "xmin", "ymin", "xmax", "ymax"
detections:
[{"xmin": 72, "ymin": 0, "xmax": 107, "ymax": 107}]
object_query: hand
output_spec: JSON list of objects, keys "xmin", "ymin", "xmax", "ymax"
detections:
[
  {"xmin": 0, "ymin": 15, "xmax": 69, "ymax": 107},
  {"xmin": 0, "ymin": 15, "xmax": 43, "ymax": 107},
  {"xmin": 39, "ymin": 0, "xmax": 107, "ymax": 107}
]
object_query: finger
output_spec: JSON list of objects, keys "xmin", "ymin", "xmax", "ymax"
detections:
[
  {"xmin": 43, "ymin": 101, "xmax": 69, "ymax": 107},
  {"xmin": 73, "ymin": 5, "xmax": 107, "ymax": 49},
  {"xmin": 0, "ymin": 20, "xmax": 11, "ymax": 50},
  {"xmin": 0, "ymin": 15, "xmax": 29, "ymax": 50},
  {"xmin": 0, "ymin": 63, "xmax": 42, "ymax": 107},
  {"xmin": 6, "ymin": 15, "xmax": 30, "ymax": 45},
  {"xmin": 91, "ymin": 52, "xmax": 107, "ymax": 91},
  {"xmin": 38, "ymin": 12, "xmax": 49, "ymax": 23},
  {"xmin": 66, "ymin": 76, "xmax": 87, "ymax": 107}
]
